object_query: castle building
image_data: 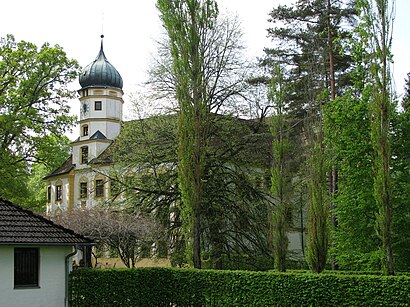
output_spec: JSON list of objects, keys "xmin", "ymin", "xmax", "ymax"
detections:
[
  {"xmin": 44, "ymin": 37, "xmax": 306, "ymax": 265},
  {"xmin": 44, "ymin": 36, "xmax": 123, "ymax": 215}
]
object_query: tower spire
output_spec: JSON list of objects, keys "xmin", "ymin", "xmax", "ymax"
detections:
[{"xmin": 100, "ymin": 34, "xmax": 104, "ymax": 51}]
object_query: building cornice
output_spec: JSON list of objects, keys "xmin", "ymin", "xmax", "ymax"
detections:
[
  {"xmin": 71, "ymin": 138, "xmax": 113, "ymax": 146},
  {"xmin": 79, "ymin": 95, "xmax": 124, "ymax": 103},
  {"xmin": 78, "ymin": 86, "xmax": 124, "ymax": 96},
  {"xmin": 78, "ymin": 118, "xmax": 121, "ymax": 125}
]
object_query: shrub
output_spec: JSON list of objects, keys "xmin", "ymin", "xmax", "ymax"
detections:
[{"xmin": 70, "ymin": 268, "xmax": 410, "ymax": 306}]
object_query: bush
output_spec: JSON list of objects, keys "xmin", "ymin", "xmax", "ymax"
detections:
[{"xmin": 70, "ymin": 268, "xmax": 410, "ymax": 306}]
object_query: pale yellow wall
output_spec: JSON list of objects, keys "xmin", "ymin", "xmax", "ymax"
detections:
[{"xmin": 93, "ymin": 257, "xmax": 171, "ymax": 269}]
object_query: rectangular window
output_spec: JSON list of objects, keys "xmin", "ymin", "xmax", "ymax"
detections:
[
  {"xmin": 81, "ymin": 147, "xmax": 88, "ymax": 164},
  {"xmin": 14, "ymin": 248, "xmax": 39, "ymax": 288},
  {"xmin": 56, "ymin": 185, "xmax": 62, "ymax": 201},
  {"xmin": 80, "ymin": 182, "xmax": 87, "ymax": 199},
  {"xmin": 95, "ymin": 101, "xmax": 102, "ymax": 111},
  {"xmin": 95, "ymin": 179, "xmax": 104, "ymax": 197},
  {"xmin": 82, "ymin": 125, "xmax": 89, "ymax": 136},
  {"xmin": 47, "ymin": 186, "xmax": 51, "ymax": 202}
]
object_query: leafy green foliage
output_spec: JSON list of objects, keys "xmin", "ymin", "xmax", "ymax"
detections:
[
  {"xmin": 324, "ymin": 93, "xmax": 380, "ymax": 269},
  {"xmin": 358, "ymin": 0, "xmax": 395, "ymax": 275},
  {"xmin": 70, "ymin": 268, "xmax": 410, "ymax": 306},
  {"xmin": 402, "ymin": 73, "xmax": 410, "ymax": 111},
  {"xmin": 262, "ymin": 0, "xmax": 356, "ymax": 273},
  {"xmin": 24, "ymin": 135, "xmax": 71, "ymax": 212},
  {"xmin": 391, "ymin": 110, "xmax": 410, "ymax": 271},
  {"xmin": 0, "ymin": 34, "xmax": 79, "ymax": 206}
]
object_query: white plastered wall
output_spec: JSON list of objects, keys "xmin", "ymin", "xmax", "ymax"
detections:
[
  {"xmin": 46, "ymin": 177, "xmax": 70, "ymax": 215},
  {"xmin": 0, "ymin": 245, "xmax": 73, "ymax": 307}
]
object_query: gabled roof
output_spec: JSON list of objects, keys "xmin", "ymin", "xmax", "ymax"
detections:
[
  {"xmin": 89, "ymin": 142, "xmax": 114, "ymax": 165},
  {"xmin": 90, "ymin": 130, "xmax": 107, "ymax": 140},
  {"xmin": 0, "ymin": 199, "xmax": 92, "ymax": 245},
  {"xmin": 43, "ymin": 155, "xmax": 74, "ymax": 180}
]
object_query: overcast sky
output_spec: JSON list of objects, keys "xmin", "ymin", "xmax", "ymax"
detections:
[{"xmin": 1, "ymin": 0, "xmax": 409, "ymax": 123}]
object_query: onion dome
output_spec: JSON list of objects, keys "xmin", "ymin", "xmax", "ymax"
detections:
[{"xmin": 79, "ymin": 35, "xmax": 123, "ymax": 89}]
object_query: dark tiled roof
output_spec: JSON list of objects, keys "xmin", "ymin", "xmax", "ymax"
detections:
[
  {"xmin": 90, "ymin": 130, "xmax": 107, "ymax": 140},
  {"xmin": 0, "ymin": 199, "xmax": 92, "ymax": 245},
  {"xmin": 89, "ymin": 142, "xmax": 114, "ymax": 165},
  {"xmin": 43, "ymin": 155, "xmax": 74, "ymax": 180}
]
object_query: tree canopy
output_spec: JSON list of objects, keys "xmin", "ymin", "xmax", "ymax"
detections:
[{"xmin": 0, "ymin": 34, "xmax": 79, "ymax": 208}]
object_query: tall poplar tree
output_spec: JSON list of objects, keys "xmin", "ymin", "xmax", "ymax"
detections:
[
  {"xmin": 262, "ymin": 1, "xmax": 356, "ymax": 272},
  {"xmin": 156, "ymin": 0, "xmax": 218, "ymax": 268},
  {"xmin": 359, "ymin": 0, "xmax": 395, "ymax": 275},
  {"xmin": 269, "ymin": 65, "xmax": 291, "ymax": 272}
]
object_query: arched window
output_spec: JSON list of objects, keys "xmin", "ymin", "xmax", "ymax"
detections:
[
  {"xmin": 82, "ymin": 124, "xmax": 89, "ymax": 136},
  {"xmin": 81, "ymin": 146, "xmax": 88, "ymax": 164}
]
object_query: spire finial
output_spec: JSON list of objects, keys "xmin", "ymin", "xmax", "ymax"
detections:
[
  {"xmin": 100, "ymin": 34, "xmax": 104, "ymax": 52},
  {"xmin": 96, "ymin": 34, "xmax": 106, "ymax": 60}
]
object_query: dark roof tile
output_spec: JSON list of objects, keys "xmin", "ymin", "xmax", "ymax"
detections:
[
  {"xmin": 0, "ymin": 199, "xmax": 92, "ymax": 245},
  {"xmin": 43, "ymin": 155, "xmax": 74, "ymax": 179},
  {"xmin": 89, "ymin": 130, "xmax": 107, "ymax": 140}
]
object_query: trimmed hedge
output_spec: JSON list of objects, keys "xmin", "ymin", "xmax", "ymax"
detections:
[{"xmin": 70, "ymin": 267, "xmax": 410, "ymax": 306}]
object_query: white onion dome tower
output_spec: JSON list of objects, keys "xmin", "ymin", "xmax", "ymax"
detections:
[{"xmin": 73, "ymin": 35, "xmax": 124, "ymax": 169}]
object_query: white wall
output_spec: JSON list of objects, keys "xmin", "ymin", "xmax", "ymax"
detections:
[
  {"xmin": 0, "ymin": 245, "xmax": 73, "ymax": 307},
  {"xmin": 73, "ymin": 166, "xmax": 111, "ymax": 209},
  {"xmin": 46, "ymin": 177, "xmax": 70, "ymax": 215}
]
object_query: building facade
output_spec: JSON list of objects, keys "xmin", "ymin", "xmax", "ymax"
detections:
[
  {"xmin": 0, "ymin": 199, "xmax": 92, "ymax": 307},
  {"xmin": 44, "ymin": 36, "xmax": 123, "ymax": 216}
]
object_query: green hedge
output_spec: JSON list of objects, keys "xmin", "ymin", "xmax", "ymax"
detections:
[{"xmin": 70, "ymin": 268, "xmax": 410, "ymax": 306}]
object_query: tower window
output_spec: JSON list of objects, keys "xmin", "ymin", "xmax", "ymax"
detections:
[
  {"xmin": 82, "ymin": 125, "xmax": 89, "ymax": 136},
  {"xmin": 95, "ymin": 179, "xmax": 104, "ymax": 197},
  {"xmin": 81, "ymin": 146, "xmax": 89, "ymax": 164},
  {"xmin": 80, "ymin": 182, "xmax": 88, "ymax": 199},
  {"xmin": 56, "ymin": 185, "xmax": 62, "ymax": 201},
  {"xmin": 47, "ymin": 186, "xmax": 51, "ymax": 202},
  {"xmin": 95, "ymin": 101, "xmax": 102, "ymax": 111}
]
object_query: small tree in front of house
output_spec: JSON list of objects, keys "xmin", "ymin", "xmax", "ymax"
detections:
[{"xmin": 53, "ymin": 208, "xmax": 163, "ymax": 268}]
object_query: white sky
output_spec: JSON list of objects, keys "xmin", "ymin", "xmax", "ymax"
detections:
[{"xmin": 1, "ymin": 0, "xmax": 409, "ymax": 127}]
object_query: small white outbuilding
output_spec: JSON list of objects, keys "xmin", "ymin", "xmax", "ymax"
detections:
[{"xmin": 0, "ymin": 199, "xmax": 92, "ymax": 307}]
